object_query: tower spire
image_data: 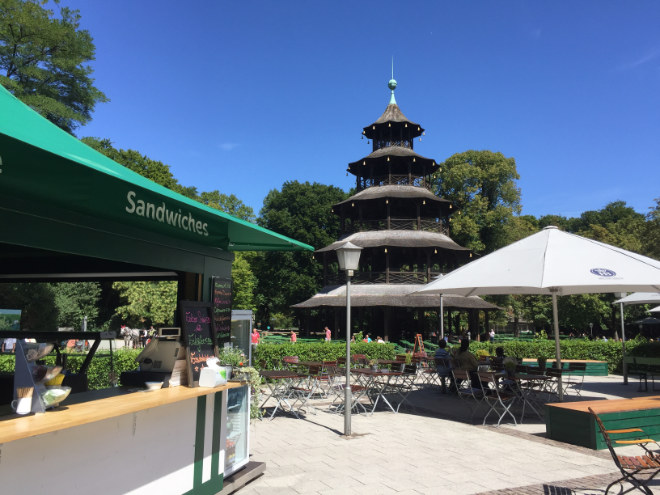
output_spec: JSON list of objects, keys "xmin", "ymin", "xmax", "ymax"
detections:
[{"xmin": 388, "ymin": 57, "xmax": 397, "ymax": 105}]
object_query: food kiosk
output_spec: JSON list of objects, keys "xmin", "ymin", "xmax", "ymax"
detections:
[{"xmin": 0, "ymin": 84, "xmax": 313, "ymax": 494}]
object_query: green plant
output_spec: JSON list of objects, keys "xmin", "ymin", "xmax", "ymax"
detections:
[
  {"xmin": 475, "ymin": 349, "xmax": 489, "ymax": 359},
  {"xmin": 217, "ymin": 347, "xmax": 247, "ymax": 367}
]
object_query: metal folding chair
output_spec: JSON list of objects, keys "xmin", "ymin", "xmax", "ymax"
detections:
[
  {"xmin": 452, "ymin": 368, "xmax": 485, "ymax": 420},
  {"xmin": 565, "ymin": 362, "xmax": 586, "ymax": 396},
  {"xmin": 477, "ymin": 371, "xmax": 517, "ymax": 426},
  {"xmin": 589, "ymin": 407, "xmax": 660, "ymax": 494}
]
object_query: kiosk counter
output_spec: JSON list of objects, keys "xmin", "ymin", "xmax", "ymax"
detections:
[{"xmin": 0, "ymin": 382, "xmax": 251, "ymax": 494}]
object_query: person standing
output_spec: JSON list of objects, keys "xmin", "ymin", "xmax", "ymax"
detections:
[
  {"xmin": 290, "ymin": 330, "xmax": 297, "ymax": 343},
  {"xmin": 324, "ymin": 326, "xmax": 331, "ymax": 342},
  {"xmin": 2, "ymin": 337, "xmax": 16, "ymax": 353},
  {"xmin": 251, "ymin": 328, "xmax": 260, "ymax": 347},
  {"xmin": 489, "ymin": 328, "xmax": 495, "ymax": 343}
]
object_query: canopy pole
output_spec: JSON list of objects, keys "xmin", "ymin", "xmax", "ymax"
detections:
[
  {"xmin": 439, "ymin": 296, "xmax": 444, "ymax": 340},
  {"xmin": 551, "ymin": 290, "xmax": 563, "ymax": 401},
  {"xmin": 620, "ymin": 302, "xmax": 628, "ymax": 385}
]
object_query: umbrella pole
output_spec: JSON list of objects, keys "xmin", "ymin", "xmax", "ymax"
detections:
[
  {"xmin": 551, "ymin": 291, "xmax": 563, "ymax": 401},
  {"xmin": 439, "ymin": 296, "xmax": 444, "ymax": 340},
  {"xmin": 620, "ymin": 302, "xmax": 627, "ymax": 385}
]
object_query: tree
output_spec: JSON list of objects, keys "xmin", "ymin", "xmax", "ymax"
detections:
[
  {"xmin": 231, "ymin": 252, "xmax": 258, "ymax": 311},
  {"xmin": 642, "ymin": 198, "xmax": 660, "ymax": 260},
  {"xmin": 0, "ymin": 0, "xmax": 107, "ymax": 133},
  {"xmin": 50, "ymin": 281, "xmax": 101, "ymax": 329},
  {"xmin": 255, "ymin": 181, "xmax": 347, "ymax": 322},
  {"xmin": 0, "ymin": 282, "xmax": 57, "ymax": 330},
  {"xmin": 112, "ymin": 281, "xmax": 177, "ymax": 327},
  {"xmin": 82, "ymin": 137, "xmax": 190, "ymax": 195},
  {"xmin": 433, "ymin": 150, "xmax": 521, "ymax": 254},
  {"xmin": 199, "ymin": 191, "xmax": 255, "ymax": 223}
]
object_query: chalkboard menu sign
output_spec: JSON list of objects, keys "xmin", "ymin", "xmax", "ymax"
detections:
[
  {"xmin": 211, "ymin": 277, "xmax": 233, "ymax": 344},
  {"xmin": 179, "ymin": 301, "xmax": 217, "ymax": 386}
]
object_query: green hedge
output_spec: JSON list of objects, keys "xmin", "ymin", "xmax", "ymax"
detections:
[
  {"xmin": 0, "ymin": 349, "xmax": 141, "ymax": 389},
  {"xmin": 466, "ymin": 339, "xmax": 649, "ymax": 373},
  {"xmin": 252, "ymin": 342, "xmax": 396, "ymax": 369}
]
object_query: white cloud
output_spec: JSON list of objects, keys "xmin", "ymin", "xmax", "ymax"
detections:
[{"xmin": 617, "ymin": 48, "xmax": 660, "ymax": 71}]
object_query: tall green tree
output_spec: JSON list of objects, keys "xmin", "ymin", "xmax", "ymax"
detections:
[
  {"xmin": 0, "ymin": 282, "xmax": 57, "ymax": 330},
  {"xmin": 50, "ymin": 281, "xmax": 101, "ymax": 329},
  {"xmin": 255, "ymin": 181, "xmax": 347, "ymax": 321},
  {"xmin": 199, "ymin": 191, "xmax": 256, "ymax": 223},
  {"xmin": 642, "ymin": 198, "xmax": 660, "ymax": 260},
  {"xmin": 433, "ymin": 150, "xmax": 521, "ymax": 254},
  {"xmin": 0, "ymin": 0, "xmax": 107, "ymax": 132},
  {"xmin": 112, "ymin": 281, "xmax": 177, "ymax": 327},
  {"xmin": 82, "ymin": 137, "xmax": 193, "ymax": 196}
]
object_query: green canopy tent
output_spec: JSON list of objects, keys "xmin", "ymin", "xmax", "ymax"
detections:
[{"xmin": 0, "ymin": 84, "xmax": 312, "ymax": 285}]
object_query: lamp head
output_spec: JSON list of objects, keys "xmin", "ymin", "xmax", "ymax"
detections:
[{"xmin": 336, "ymin": 242, "xmax": 362, "ymax": 272}]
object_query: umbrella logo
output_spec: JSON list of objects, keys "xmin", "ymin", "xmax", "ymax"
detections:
[{"xmin": 590, "ymin": 268, "xmax": 616, "ymax": 277}]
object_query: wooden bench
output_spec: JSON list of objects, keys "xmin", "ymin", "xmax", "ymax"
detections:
[
  {"xmin": 546, "ymin": 396, "xmax": 660, "ymax": 449},
  {"xmin": 623, "ymin": 356, "xmax": 660, "ymax": 392}
]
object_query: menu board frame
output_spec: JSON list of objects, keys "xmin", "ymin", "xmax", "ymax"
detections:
[
  {"xmin": 178, "ymin": 301, "xmax": 218, "ymax": 387},
  {"xmin": 211, "ymin": 276, "xmax": 233, "ymax": 346}
]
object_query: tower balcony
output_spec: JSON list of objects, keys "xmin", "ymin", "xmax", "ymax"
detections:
[
  {"xmin": 343, "ymin": 218, "xmax": 449, "ymax": 235},
  {"xmin": 357, "ymin": 175, "xmax": 431, "ymax": 191},
  {"xmin": 326, "ymin": 270, "xmax": 444, "ymax": 285}
]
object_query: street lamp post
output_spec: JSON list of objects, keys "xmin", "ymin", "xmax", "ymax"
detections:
[
  {"xmin": 589, "ymin": 322, "xmax": 593, "ymax": 338},
  {"xmin": 336, "ymin": 242, "xmax": 362, "ymax": 437}
]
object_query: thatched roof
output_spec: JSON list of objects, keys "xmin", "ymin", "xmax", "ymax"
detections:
[
  {"xmin": 348, "ymin": 146, "xmax": 439, "ymax": 176},
  {"xmin": 362, "ymin": 104, "xmax": 424, "ymax": 139},
  {"xmin": 316, "ymin": 230, "xmax": 468, "ymax": 253},
  {"xmin": 292, "ymin": 284, "xmax": 498, "ymax": 309},
  {"xmin": 336, "ymin": 185, "xmax": 450, "ymax": 207}
]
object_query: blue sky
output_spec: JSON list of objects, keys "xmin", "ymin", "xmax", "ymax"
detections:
[{"xmin": 65, "ymin": 1, "xmax": 659, "ymax": 219}]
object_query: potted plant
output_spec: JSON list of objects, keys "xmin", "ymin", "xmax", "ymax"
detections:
[
  {"xmin": 368, "ymin": 359, "xmax": 378, "ymax": 371},
  {"xmin": 537, "ymin": 356, "xmax": 547, "ymax": 373},
  {"xmin": 503, "ymin": 356, "xmax": 517, "ymax": 377}
]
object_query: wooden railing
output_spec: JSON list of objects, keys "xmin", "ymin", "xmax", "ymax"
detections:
[
  {"xmin": 359, "ymin": 176, "xmax": 431, "ymax": 190},
  {"xmin": 326, "ymin": 271, "xmax": 443, "ymax": 285},
  {"xmin": 343, "ymin": 218, "xmax": 448, "ymax": 235}
]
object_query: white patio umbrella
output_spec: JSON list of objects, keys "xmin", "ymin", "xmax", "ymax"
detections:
[
  {"xmin": 417, "ymin": 226, "xmax": 660, "ymax": 400},
  {"xmin": 613, "ymin": 292, "xmax": 660, "ymax": 305},
  {"xmin": 611, "ymin": 292, "xmax": 660, "ymax": 383}
]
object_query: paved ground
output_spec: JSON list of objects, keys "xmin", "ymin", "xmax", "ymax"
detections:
[{"xmin": 241, "ymin": 374, "xmax": 660, "ymax": 494}]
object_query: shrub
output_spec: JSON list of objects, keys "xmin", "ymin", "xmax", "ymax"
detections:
[
  {"xmin": 465, "ymin": 339, "xmax": 639, "ymax": 373},
  {"xmin": 252, "ymin": 342, "xmax": 396, "ymax": 369}
]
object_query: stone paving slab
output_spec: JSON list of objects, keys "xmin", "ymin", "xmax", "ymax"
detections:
[{"xmin": 238, "ymin": 374, "xmax": 660, "ymax": 494}]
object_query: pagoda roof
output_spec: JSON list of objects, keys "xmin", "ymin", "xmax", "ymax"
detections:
[
  {"xmin": 316, "ymin": 230, "xmax": 468, "ymax": 253},
  {"xmin": 292, "ymin": 284, "xmax": 498, "ymax": 309},
  {"xmin": 347, "ymin": 146, "xmax": 439, "ymax": 176},
  {"xmin": 335, "ymin": 185, "xmax": 450, "ymax": 207},
  {"xmin": 362, "ymin": 104, "xmax": 424, "ymax": 140}
]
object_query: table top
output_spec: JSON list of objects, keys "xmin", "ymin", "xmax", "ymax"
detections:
[
  {"xmin": 259, "ymin": 370, "xmax": 302, "ymax": 379},
  {"xmin": 547, "ymin": 395, "xmax": 660, "ymax": 413}
]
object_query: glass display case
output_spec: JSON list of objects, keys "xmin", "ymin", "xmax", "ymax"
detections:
[
  {"xmin": 218, "ymin": 310, "xmax": 253, "ymax": 365},
  {"xmin": 223, "ymin": 385, "xmax": 250, "ymax": 476}
]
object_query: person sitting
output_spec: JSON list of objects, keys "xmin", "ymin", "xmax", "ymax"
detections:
[
  {"xmin": 491, "ymin": 347, "xmax": 505, "ymax": 370},
  {"xmin": 434, "ymin": 339, "xmax": 453, "ymax": 393},
  {"xmin": 454, "ymin": 339, "xmax": 480, "ymax": 389}
]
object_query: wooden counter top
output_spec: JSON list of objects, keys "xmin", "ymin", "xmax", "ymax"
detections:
[
  {"xmin": 0, "ymin": 383, "xmax": 243, "ymax": 444},
  {"xmin": 546, "ymin": 395, "xmax": 660, "ymax": 413}
]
